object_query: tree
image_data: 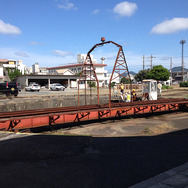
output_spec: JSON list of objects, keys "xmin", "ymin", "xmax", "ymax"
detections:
[
  {"xmin": 8, "ymin": 68, "xmax": 22, "ymax": 81},
  {"xmin": 134, "ymin": 69, "xmax": 150, "ymax": 82},
  {"xmin": 111, "ymin": 82, "xmax": 116, "ymax": 88},
  {"xmin": 146, "ymin": 65, "xmax": 169, "ymax": 81},
  {"xmin": 75, "ymin": 71, "xmax": 82, "ymax": 76},
  {"xmin": 121, "ymin": 77, "xmax": 131, "ymax": 84},
  {"xmin": 87, "ymin": 81, "xmax": 96, "ymax": 88}
]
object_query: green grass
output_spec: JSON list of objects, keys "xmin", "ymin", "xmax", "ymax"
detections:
[{"xmin": 162, "ymin": 85, "xmax": 173, "ymax": 90}]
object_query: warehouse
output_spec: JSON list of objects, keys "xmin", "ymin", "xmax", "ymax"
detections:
[{"xmin": 16, "ymin": 74, "xmax": 80, "ymax": 89}]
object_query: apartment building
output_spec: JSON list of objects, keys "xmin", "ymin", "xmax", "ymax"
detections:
[
  {"xmin": 24, "ymin": 62, "xmax": 49, "ymax": 75},
  {"xmin": 0, "ymin": 59, "xmax": 26, "ymax": 82}
]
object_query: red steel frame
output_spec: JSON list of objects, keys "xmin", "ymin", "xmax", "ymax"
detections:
[
  {"xmin": 78, "ymin": 39, "xmax": 132, "ymax": 107},
  {"xmin": 0, "ymin": 39, "xmax": 187, "ymax": 132},
  {"xmin": 78, "ymin": 53, "xmax": 99, "ymax": 106},
  {"xmin": 0, "ymin": 99, "xmax": 187, "ymax": 132}
]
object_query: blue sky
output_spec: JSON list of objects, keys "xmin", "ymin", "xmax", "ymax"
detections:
[{"xmin": 0, "ymin": 0, "xmax": 188, "ymax": 73}]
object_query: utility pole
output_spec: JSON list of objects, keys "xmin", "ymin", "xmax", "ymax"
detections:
[
  {"xmin": 142, "ymin": 55, "xmax": 145, "ymax": 70},
  {"xmin": 180, "ymin": 39, "xmax": 186, "ymax": 82},
  {"xmin": 150, "ymin": 54, "xmax": 156, "ymax": 69},
  {"xmin": 169, "ymin": 57, "xmax": 172, "ymax": 85},
  {"xmin": 170, "ymin": 57, "xmax": 172, "ymax": 78}
]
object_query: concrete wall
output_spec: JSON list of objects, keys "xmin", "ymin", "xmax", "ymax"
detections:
[{"xmin": 0, "ymin": 95, "xmax": 109, "ymax": 112}]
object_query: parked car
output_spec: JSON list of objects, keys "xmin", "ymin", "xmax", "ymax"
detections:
[
  {"xmin": 172, "ymin": 81, "xmax": 178, "ymax": 85},
  {"xmin": 25, "ymin": 84, "xmax": 40, "ymax": 92},
  {"xmin": 50, "ymin": 83, "xmax": 65, "ymax": 91}
]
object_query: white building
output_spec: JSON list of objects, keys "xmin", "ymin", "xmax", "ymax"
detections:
[
  {"xmin": 32, "ymin": 63, "xmax": 49, "ymax": 75},
  {"xmin": 32, "ymin": 62, "xmax": 39, "ymax": 74},
  {"xmin": 17, "ymin": 60, "xmax": 27, "ymax": 74},
  {"xmin": 183, "ymin": 74, "xmax": 188, "ymax": 82},
  {"xmin": 25, "ymin": 67, "xmax": 32, "ymax": 74},
  {"xmin": 48, "ymin": 54, "xmax": 108, "ymax": 87},
  {"xmin": 104, "ymin": 72, "xmax": 120, "ymax": 87}
]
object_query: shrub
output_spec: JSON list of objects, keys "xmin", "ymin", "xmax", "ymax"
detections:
[
  {"xmin": 111, "ymin": 82, "xmax": 116, "ymax": 88},
  {"xmin": 180, "ymin": 82, "xmax": 188, "ymax": 87},
  {"xmin": 87, "ymin": 81, "xmax": 96, "ymax": 88},
  {"xmin": 162, "ymin": 85, "xmax": 173, "ymax": 89}
]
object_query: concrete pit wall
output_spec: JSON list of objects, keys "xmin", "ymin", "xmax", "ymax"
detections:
[{"xmin": 0, "ymin": 95, "xmax": 110, "ymax": 112}]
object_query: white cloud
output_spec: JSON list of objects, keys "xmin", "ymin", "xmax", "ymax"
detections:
[
  {"xmin": 92, "ymin": 9, "xmax": 100, "ymax": 15},
  {"xmin": 15, "ymin": 51, "xmax": 29, "ymax": 58},
  {"xmin": 113, "ymin": 1, "xmax": 137, "ymax": 17},
  {"xmin": 57, "ymin": 0, "xmax": 77, "ymax": 10},
  {"xmin": 0, "ymin": 19, "xmax": 21, "ymax": 34},
  {"xmin": 151, "ymin": 17, "xmax": 188, "ymax": 34},
  {"xmin": 29, "ymin": 41, "xmax": 43, "ymax": 46},
  {"xmin": 53, "ymin": 50, "xmax": 73, "ymax": 57}
]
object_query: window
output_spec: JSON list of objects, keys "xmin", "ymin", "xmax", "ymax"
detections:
[
  {"xmin": 151, "ymin": 82, "xmax": 157, "ymax": 91},
  {"xmin": 143, "ymin": 82, "xmax": 150, "ymax": 92}
]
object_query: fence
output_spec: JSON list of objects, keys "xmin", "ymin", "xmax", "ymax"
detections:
[{"xmin": 117, "ymin": 84, "xmax": 142, "ymax": 90}]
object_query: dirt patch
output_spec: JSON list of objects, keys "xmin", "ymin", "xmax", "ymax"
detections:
[
  {"xmin": 142, "ymin": 123, "xmax": 176, "ymax": 135},
  {"xmin": 161, "ymin": 89, "xmax": 188, "ymax": 98},
  {"xmin": 43, "ymin": 112, "xmax": 188, "ymax": 137}
]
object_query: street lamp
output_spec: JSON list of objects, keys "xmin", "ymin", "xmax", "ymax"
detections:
[{"xmin": 180, "ymin": 39, "xmax": 186, "ymax": 82}]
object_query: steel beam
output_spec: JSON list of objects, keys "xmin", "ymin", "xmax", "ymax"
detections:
[{"xmin": 0, "ymin": 99, "xmax": 187, "ymax": 132}]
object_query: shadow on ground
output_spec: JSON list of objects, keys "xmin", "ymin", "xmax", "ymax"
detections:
[{"xmin": 0, "ymin": 128, "xmax": 188, "ymax": 188}]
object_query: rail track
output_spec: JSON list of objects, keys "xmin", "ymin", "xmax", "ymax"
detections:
[{"xmin": 0, "ymin": 98, "xmax": 187, "ymax": 132}]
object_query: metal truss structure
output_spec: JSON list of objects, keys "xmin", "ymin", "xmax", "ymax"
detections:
[{"xmin": 78, "ymin": 38, "xmax": 132, "ymax": 107}]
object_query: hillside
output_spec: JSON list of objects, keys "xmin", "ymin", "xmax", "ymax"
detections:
[
  {"xmin": 122, "ymin": 71, "xmax": 137, "ymax": 77},
  {"xmin": 171, "ymin": 66, "xmax": 188, "ymax": 72}
]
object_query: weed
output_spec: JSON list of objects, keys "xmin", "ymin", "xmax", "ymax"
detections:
[
  {"xmin": 162, "ymin": 85, "xmax": 173, "ymax": 90},
  {"xmin": 144, "ymin": 127, "xmax": 151, "ymax": 134}
]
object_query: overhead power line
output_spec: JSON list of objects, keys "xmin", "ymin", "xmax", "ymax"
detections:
[{"xmin": 141, "ymin": 54, "xmax": 156, "ymax": 70}]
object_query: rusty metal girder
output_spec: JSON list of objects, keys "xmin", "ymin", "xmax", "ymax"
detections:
[
  {"xmin": 115, "ymin": 108, "xmax": 132, "ymax": 117},
  {"xmin": 49, "ymin": 115, "xmax": 60, "ymax": 126},
  {"xmin": 98, "ymin": 110, "xmax": 110, "ymax": 119},
  {"xmin": 0, "ymin": 98, "xmax": 187, "ymax": 132},
  {"xmin": 134, "ymin": 106, "xmax": 148, "ymax": 114},
  {"xmin": 8, "ymin": 120, "xmax": 21, "ymax": 131},
  {"xmin": 74, "ymin": 112, "xmax": 90, "ymax": 122},
  {"xmin": 149, "ymin": 105, "xmax": 167, "ymax": 113},
  {"xmin": 0, "ymin": 99, "xmax": 187, "ymax": 120}
]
